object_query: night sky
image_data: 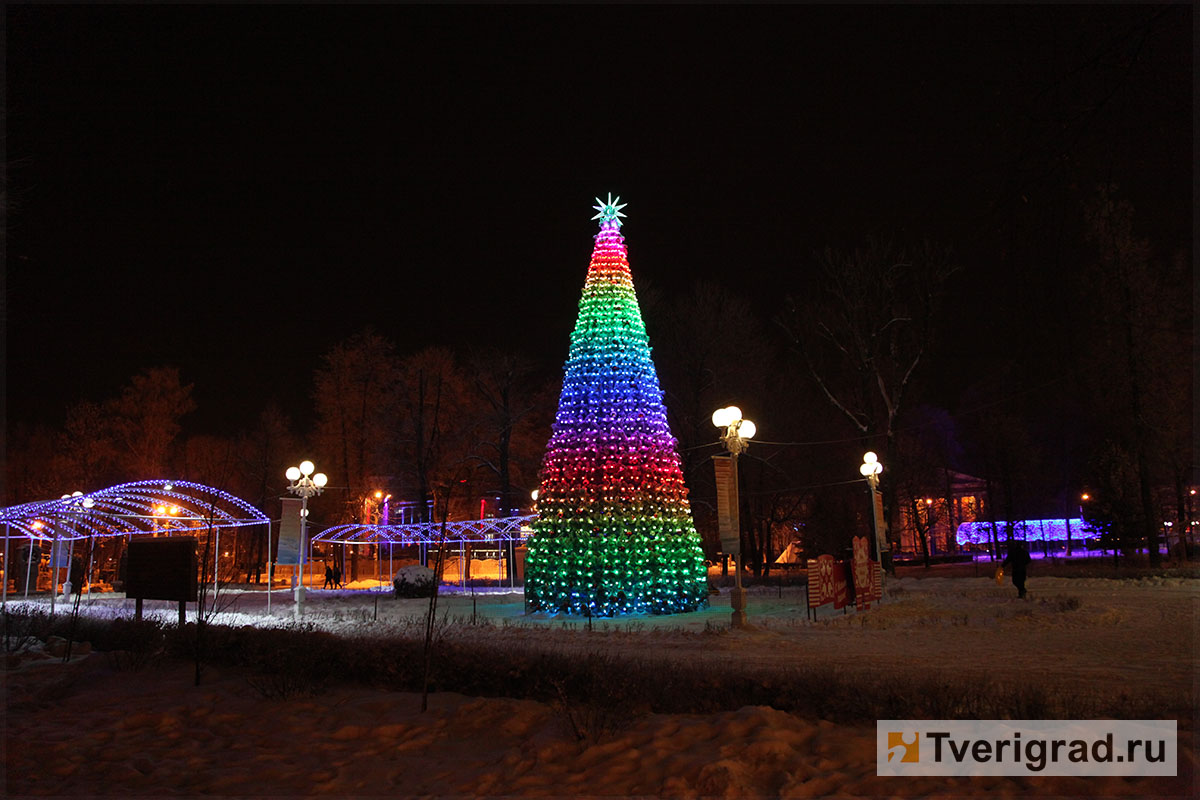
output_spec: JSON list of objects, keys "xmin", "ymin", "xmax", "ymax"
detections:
[{"xmin": 6, "ymin": 6, "xmax": 1191, "ymax": 436}]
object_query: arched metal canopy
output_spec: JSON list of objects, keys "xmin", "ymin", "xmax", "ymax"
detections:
[
  {"xmin": 312, "ymin": 515, "xmax": 536, "ymax": 546},
  {"xmin": 0, "ymin": 480, "xmax": 269, "ymax": 542}
]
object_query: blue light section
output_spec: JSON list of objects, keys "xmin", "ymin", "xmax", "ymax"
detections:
[{"xmin": 956, "ymin": 518, "xmax": 1098, "ymax": 546}]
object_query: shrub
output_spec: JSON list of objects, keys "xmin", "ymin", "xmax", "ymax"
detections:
[
  {"xmin": 392, "ymin": 565, "xmax": 436, "ymax": 598},
  {"xmin": 241, "ymin": 625, "xmax": 342, "ymax": 699},
  {"xmin": 4, "ymin": 605, "xmax": 53, "ymax": 654},
  {"xmin": 101, "ymin": 617, "xmax": 166, "ymax": 672}
]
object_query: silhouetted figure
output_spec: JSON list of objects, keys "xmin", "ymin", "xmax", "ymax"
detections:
[
  {"xmin": 323, "ymin": 565, "xmax": 333, "ymax": 590},
  {"xmin": 69, "ymin": 555, "xmax": 85, "ymax": 596},
  {"xmin": 1002, "ymin": 541, "xmax": 1032, "ymax": 599},
  {"xmin": 333, "ymin": 564, "xmax": 343, "ymax": 589}
]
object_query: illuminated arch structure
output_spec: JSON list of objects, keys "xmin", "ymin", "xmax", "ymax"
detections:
[
  {"xmin": 312, "ymin": 515, "xmax": 537, "ymax": 587},
  {"xmin": 313, "ymin": 515, "xmax": 537, "ymax": 548},
  {"xmin": 0, "ymin": 480, "xmax": 269, "ymax": 542},
  {"xmin": 955, "ymin": 518, "xmax": 1107, "ymax": 556},
  {"xmin": 0, "ymin": 481, "xmax": 269, "ymax": 604}
]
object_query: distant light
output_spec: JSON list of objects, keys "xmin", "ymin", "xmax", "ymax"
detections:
[
  {"xmin": 1081, "ymin": 493, "xmax": 1090, "ymax": 501},
  {"xmin": 739, "ymin": 419, "xmax": 756, "ymax": 439},
  {"xmin": 72, "ymin": 491, "xmax": 83, "ymax": 497},
  {"xmin": 863, "ymin": 452, "xmax": 878, "ymax": 464},
  {"xmin": 958, "ymin": 518, "xmax": 1089, "ymax": 546},
  {"xmin": 299, "ymin": 461, "xmax": 315, "ymax": 477},
  {"xmin": 82, "ymin": 497, "xmax": 95, "ymax": 508},
  {"xmin": 163, "ymin": 482, "xmax": 173, "ymax": 492},
  {"xmin": 374, "ymin": 490, "xmax": 383, "ymax": 499},
  {"xmin": 313, "ymin": 473, "xmax": 328, "ymax": 488},
  {"xmin": 531, "ymin": 489, "xmax": 539, "ymax": 502},
  {"xmin": 286, "ymin": 467, "xmax": 301, "ymax": 482}
]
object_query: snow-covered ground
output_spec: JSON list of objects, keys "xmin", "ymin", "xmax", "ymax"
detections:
[{"xmin": 4, "ymin": 571, "xmax": 1196, "ymax": 797}]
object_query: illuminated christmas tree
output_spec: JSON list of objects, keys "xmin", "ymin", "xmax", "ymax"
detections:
[{"xmin": 525, "ymin": 195, "xmax": 708, "ymax": 615}]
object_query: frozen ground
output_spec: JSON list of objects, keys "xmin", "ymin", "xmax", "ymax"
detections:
[
  {"xmin": 4, "ymin": 570, "xmax": 1196, "ymax": 797},
  {"xmin": 33, "ymin": 569, "xmax": 1192, "ymax": 696}
]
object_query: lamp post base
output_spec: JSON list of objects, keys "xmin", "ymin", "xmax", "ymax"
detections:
[
  {"xmin": 294, "ymin": 585, "xmax": 306, "ymax": 618},
  {"xmin": 730, "ymin": 586, "xmax": 747, "ymax": 628}
]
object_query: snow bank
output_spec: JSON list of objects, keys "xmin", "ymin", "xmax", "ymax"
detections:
[{"xmin": 6, "ymin": 654, "xmax": 1193, "ymax": 797}]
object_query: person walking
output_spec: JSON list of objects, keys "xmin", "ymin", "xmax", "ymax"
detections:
[
  {"xmin": 1001, "ymin": 541, "xmax": 1032, "ymax": 599},
  {"xmin": 333, "ymin": 563, "xmax": 343, "ymax": 590},
  {"xmin": 323, "ymin": 564, "xmax": 333, "ymax": 590}
]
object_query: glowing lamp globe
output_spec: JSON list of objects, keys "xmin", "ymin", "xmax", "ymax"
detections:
[
  {"xmin": 860, "ymin": 451, "xmax": 883, "ymax": 477},
  {"xmin": 712, "ymin": 408, "xmax": 732, "ymax": 428},
  {"xmin": 313, "ymin": 473, "xmax": 328, "ymax": 488},
  {"xmin": 82, "ymin": 497, "xmax": 95, "ymax": 508},
  {"xmin": 300, "ymin": 460, "xmax": 315, "ymax": 477},
  {"xmin": 738, "ymin": 420, "xmax": 756, "ymax": 439},
  {"xmin": 286, "ymin": 466, "xmax": 302, "ymax": 482}
]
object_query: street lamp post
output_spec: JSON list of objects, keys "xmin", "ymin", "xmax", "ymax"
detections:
[
  {"xmin": 286, "ymin": 460, "xmax": 327, "ymax": 618},
  {"xmin": 860, "ymin": 451, "xmax": 887, "ymax": 594},
  {"xmin": 713, "ymin": 405, "xmax": 756, "ymax": 628}
]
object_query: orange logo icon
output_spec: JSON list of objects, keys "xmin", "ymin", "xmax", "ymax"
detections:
[{"xmin": 887, "ymin": 732, "xmax": 919, "ymax": 762}]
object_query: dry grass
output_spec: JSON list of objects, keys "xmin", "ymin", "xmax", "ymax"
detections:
[{"xmin": 4, "ymin": 606, "xmax": 1187, "ymax": 726}]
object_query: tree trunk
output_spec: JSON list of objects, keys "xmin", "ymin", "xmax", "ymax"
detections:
[
  {"xmin": 1119, "ymin": 269, "xmax": 1161, "ymax": 564},
  {"xmin": 984, "ymin": 477, "xmax": 998, "ymax": 560},
  {"xmin": 943, "ymin": 468, "xmax": 955, "ymax": 554}
]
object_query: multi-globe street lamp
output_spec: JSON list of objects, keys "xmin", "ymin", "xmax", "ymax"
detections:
[
  {"xmin": 286, "ymin": 460, "xmax": 327, "ymax": 618},
  {"xmin": 860, "ymin": 451, "xmax": 887, "ymax": 592},
  {"xmin": 713, "ymin": 405, "xmax": 755, "ymax": 628}
]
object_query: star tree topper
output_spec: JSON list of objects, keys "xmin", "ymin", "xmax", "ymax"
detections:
[{"xmin": 591, "ymin": 193, "xmax": 628, "ymax": 227}]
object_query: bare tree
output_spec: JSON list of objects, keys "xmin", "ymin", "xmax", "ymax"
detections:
[
  {"xmin": 312, "ymin": 330, "xmax": 403, "ymax": 520},
  {"xmin": 1079, "ymin": 185, "xmax": 1186, "ymax": 565},
  {"xmin": 106, "ymin": 367, "xmax": 196, "ymax": 478},
  {"xmin": 465, "ymin": 349, "xmax": 548, "ymax": 516},
  {"xmin": 649, "ymin": 280, "xmax": 778, "ymax": 486},
  {"xmin": 237, "ymin": 404, "xmax": 299, "ymax": 583},
  {"xmin": 779, "ymin": 238, "xmax": 957, "ymax": 562},
  {"xmin": 396, "ymin": 347, "xmax": 474, "ymax": 524}
]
